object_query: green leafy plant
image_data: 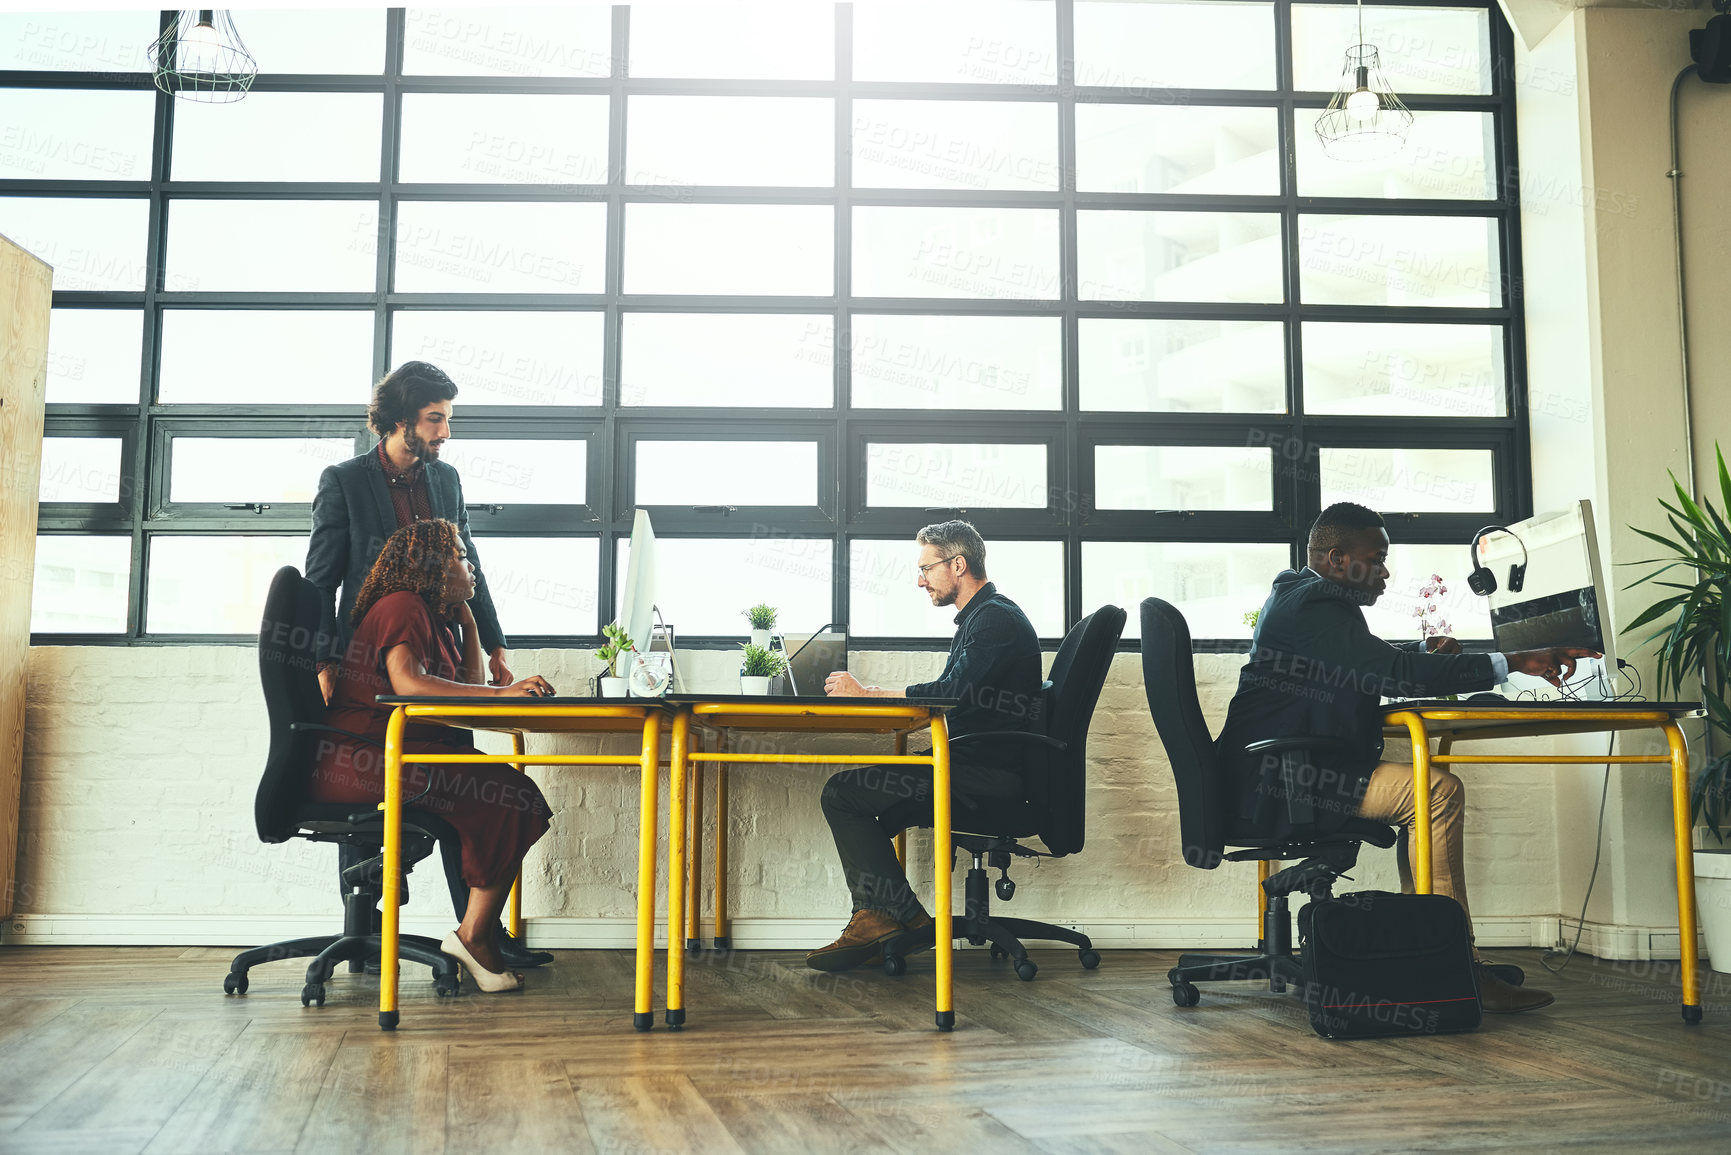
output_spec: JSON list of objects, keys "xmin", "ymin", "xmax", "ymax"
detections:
[
  {"xmin": 739, "ymin": 642, "xmax": 788, "ymax": 680},
  {"xmin": 1623, "ymin": 443, "xmax": 1731, "ymax": 841},
  {"xmin": 594, "ymin": 622, "xmax": 636, "ymax": 677},
  {"xmin": 744, "ymin": 603, "xmax": 778, "ymax": 631},
  {"xmin": 1243, "ymin": 609, "xmax": 1261, "ymax": 630}
]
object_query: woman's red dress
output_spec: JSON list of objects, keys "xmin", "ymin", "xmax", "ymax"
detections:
[{"xmin": 308, "ymin": 590, "xmax": 550, "ymax": 888}]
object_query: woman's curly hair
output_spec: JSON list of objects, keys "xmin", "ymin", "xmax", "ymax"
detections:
[{"xmin": 351, "ymin": 519, "xmax": 463, "ymax": 626}]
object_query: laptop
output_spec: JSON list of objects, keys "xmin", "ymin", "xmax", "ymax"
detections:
[{"xmin": 782, "ymin": 631, "xmax": 847, "ymax": 697}]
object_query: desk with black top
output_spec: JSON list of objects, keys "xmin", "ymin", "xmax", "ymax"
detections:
[
  {"xmin": 372, "ymin": 695, "xmax": 672, "ymax": 1031},
  {"xmin": 1382, "ymin": 699, "xmax": 1708, "ymax": 1021},
  {"xmin": 661, "ymin": 693, "xmax": 961, "ymax": 1031}
]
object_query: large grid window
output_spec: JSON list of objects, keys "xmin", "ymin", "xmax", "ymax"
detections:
[{"xmin": 12, "ymin": 2, "xmax": 1524, "ymax": 647}]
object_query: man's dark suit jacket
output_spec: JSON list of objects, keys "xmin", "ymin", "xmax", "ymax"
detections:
[
  {"xmin": 305, "ymin": 449, "xmax": 507, "ymax": 666},
  {"xmin": 1213, "ymin": 567, "xmax": 1497, "ymax": 839}
]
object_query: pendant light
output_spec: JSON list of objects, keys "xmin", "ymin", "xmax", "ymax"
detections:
[
  {"xmin": 1314, "ymin": 0, "xmax": 1413, "ymax": 162},
  {"xmin": 149, "ymin": 10, "xmax": 257, "ymax": 103}
]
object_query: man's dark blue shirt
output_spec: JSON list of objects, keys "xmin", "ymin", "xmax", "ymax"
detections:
[{"xmin": 906, "ymin": 582, "xmax": 1043, "ymax": 737}]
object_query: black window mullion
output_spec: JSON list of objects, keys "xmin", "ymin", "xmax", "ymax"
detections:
[
  {"xmin": 592, "ymin": 4, "xmax": 631, "ymax": 634},
  {"xmin": 1274, "ymin": 0, "xmax": 1311, "ymax": 549},
  {"xmin": 1492, "ymin": 11, "xmax": 1531, "ymax": 523},
  {"xmin": 373, "ymin": 7, "xmax": 404, "ymax": 386},
  {"xmin": 129, "ymin": 12, "xmax": 177, "ymax": 640},
  {"xmin": 1057, "ymin": 0, "xmax": 1081, "ymax": 627},
  {"xmin": 835, "ymin": 1, "xmax": 854, "ymax": 633}
]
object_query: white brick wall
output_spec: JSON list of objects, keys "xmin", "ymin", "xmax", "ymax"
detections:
[{"xmin": 13, "ymin": 644, "xmax": 1573, "ymax": 947}]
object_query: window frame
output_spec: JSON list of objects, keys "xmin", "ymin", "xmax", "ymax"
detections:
[{"xmin": 16, "ymin": 2, "xmax": 1529, "ymax": 650}]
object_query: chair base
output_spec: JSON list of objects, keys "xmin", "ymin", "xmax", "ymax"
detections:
[
  {"xmin": 882, "ymin": 858, "xmax": 1102, "ymax": 980},
  {"xmin": 1168, "ymin": 879, "xmax": 1325, "ymax": 1005},
  {"xmin": 222, "ymin": 883, "xmax": 461, "ymax": 1004}
]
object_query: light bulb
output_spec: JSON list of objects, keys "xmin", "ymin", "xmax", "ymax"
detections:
[
  {"xmin": 1345, "ymin": 87, "xmax": 1381, "ymax": 121},
  {"xmin": 181, "ymin": 12, "xmax": 223, "ymax": 73},
  {"xmin": 186, "ymin": 17, "xmax": 220, "ymax": 48}
]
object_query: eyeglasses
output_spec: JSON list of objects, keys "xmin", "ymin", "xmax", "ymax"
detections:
[{"xmin": 916, "ymin": 555, "xmax": 958, "ymax": 577}]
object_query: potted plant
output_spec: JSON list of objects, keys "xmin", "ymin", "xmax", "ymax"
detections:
[
  {"xmin": 595, "ymin": 622, "xmax": 636, "ymax": 698},
  {"xmin": 1624, "ymin": 443, "xmax": 1731, "ymax": 971},
  {"xmin": 745, "ymin": 603, "xmax": 777, "ymax": 649},
  {"xmin": 738, "ymin": 642, "xmax": 787, "ymax": 696}
]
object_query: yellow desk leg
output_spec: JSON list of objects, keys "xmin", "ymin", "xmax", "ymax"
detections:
[
  {"xmin": 1256, "ymin": 860, "xmax": 1274, "ymax": 947},
  {"xmin": 932, "ymin": 713, "xmax": 955, "ymax": 1031},
  {"xmin": 1397, "ymin": 714, "xmax": 1435, "ymax": 894},
  {"xmin": 378, "ymin": 707, "xmax": 406, "ymax": 1031},
  {"xmin": 715, "ymin": 763, "xmax": 730, "ymax": 950},
  {"xmin": 666, "ymin": 709, "xmax": 690, "ymax": 1030},
  {"xmin": 507, "ymin": 732, "xmax": 525, "ymax": 941},
  {"xmin": 686, "ymin": 759, "xmax": 705, "ymax": 954},
  {"xmin": 895, "ymin": 733, "xmax": 908, "ymax": 870},
  {"xmin": 633, "ymin": 710, "xmax": 662, "ymax": 1033},
  {"xmin": 1667, "ymin": 721, "xmax": 1703, "ymax": 1022}
]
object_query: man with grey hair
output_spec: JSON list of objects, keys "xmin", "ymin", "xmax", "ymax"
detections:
[{"xmin": 809, "ymin": 520, "xmax": 1042, "ymax": 972}]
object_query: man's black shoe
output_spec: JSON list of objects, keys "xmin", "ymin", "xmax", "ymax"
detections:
[{"xmin": 498, "ymin": 927, "xmax": 553, "ymax": 969}]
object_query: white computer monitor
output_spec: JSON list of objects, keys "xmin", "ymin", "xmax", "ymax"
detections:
[
  {"xmin": 1478, "ymin": 498, "xmax": 1618, "ymax": 696},
  {"xmin": 618, "ymin": 508, "xmax": 658, "ymax": 662}
]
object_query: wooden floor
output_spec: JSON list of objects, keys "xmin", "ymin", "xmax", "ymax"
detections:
[{"xmin": 0, "ymin": 943, "xmax": 1727, "ymax": 1153}]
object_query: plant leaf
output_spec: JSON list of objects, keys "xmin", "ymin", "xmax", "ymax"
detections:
[{"xmin": 1622, "ymin": 596, "xmax": 1689, "ymax": 635}]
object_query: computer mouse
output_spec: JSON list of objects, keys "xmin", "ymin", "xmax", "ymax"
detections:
[{"xmin": 1466, "ymin": 691, "xmax": 1509, "ymax": 702}]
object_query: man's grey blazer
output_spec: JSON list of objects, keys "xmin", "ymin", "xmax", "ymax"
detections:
[{"xmin": 304, "ymin": 448, "xmax": 507, "ymax": 665}]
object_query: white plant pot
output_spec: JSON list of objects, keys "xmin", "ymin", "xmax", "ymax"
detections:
[
  {"xmin": 750, "ymin": 629, "xmax": 772, "ymax": 649},
  {"xmin": 599, "ymin": 676, "xmax": 628, "ymax": 699},
  {"xmin": 740, "ymin": 675, "xmax": 771, "ymax": 696},
  {"xmin": 1695, "ymin": 848, "xmax": 1731, "ymax": 973}
]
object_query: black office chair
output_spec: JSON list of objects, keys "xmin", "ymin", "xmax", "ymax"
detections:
[
  {"xmin": 883, "ymin": 604, "xmax": 1127, "ymax": 984},
  {"xmin": 222, "ymin": 566, "xmax": 460, "ymax": 1020},
  {"xmin": 1138, "ymin": 596, "xmax": 1397, "ymax": 1006}
]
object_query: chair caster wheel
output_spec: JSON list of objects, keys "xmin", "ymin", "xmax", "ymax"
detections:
[
  {"xmin": 434, "ymin": 974, "xmax": 461, "ymax": 997},
  {"xmin": 882, "ymin": 954, "xmax": 907, "ymax": 977},
  {"xmin": 995, "ymin": 877, "xmax": 1016, "ymax": 901},
  {"xmin": 1078, "ymin": 949, "xmax": 1101, "ymax": 970},
  {"xmin": 1172, "ymin": 982, "xmax": 1200, "ymax": 1007},
  {"xmin": 989, "ymin": 946, "xmax": 1006, "ymax": 960},
  {"xmin": 1014, "ymin": 960, "xmax": 1038, "ymax": 982},
  {"xmin": 1683, "ymin": 1004, "xmax": 1703, "ymax": 1024},
  {"xmin": 300, "ymin": 983, "xmax": 325, "ymax": 1008},
  {"xmin": 222, "ymin": 972, "xmax": 248, "ymax": 995}
]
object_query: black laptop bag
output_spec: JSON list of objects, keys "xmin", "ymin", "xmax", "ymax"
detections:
[{"xmin": 1298, "ymin": 890, "xmax": 1482, "ymax": 1039}]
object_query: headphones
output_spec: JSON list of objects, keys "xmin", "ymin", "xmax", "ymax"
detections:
[{"xmin": 1467, "ymin": 526, "xmax": 1527, "ymax": 596}]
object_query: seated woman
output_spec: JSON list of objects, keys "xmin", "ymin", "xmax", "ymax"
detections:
[{"xmin": 310, "ymin": 518, "xmax": 555, "ymax": 991}]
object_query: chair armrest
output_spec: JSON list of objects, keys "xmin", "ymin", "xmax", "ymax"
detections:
[
  {"xmin": 1242, "ymin": 735, "xmax": 1349, "ymax": 757},
  {"xmin": 947, "ymin": 730, "xmax": 1068, "ymax": 754},
  {"xmin": 1241, "ymin": 736, "xmax": 1351, "ymax": 831},
  {"xmin": 295, "ymin": 722, "xmax": 435, "ymax": 811},
  {"xmin": 290, "ymin": 721, "xmax": 385, "ymax": 749}
]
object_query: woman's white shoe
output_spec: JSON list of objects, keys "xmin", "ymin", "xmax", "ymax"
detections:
[{"xmin": 441, "ymin": 931, "xmax": 523, "ymax": 993}]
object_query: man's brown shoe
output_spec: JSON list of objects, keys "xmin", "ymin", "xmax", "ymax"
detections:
[
  {"xmin": 807, "ymin": 909, "xmax": 910, "ymax": 973},
  {"xmin": 861, "ymin": 909, "xmax": 935, "ymax": 968},
  {"xmin": 1477, "ymin": 965, "xmax": 1554, "ymax": 1013}
]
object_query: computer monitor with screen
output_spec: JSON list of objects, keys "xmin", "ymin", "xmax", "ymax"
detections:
[
  {"xmin": 1479, "ymin": 498, "xmax": 1618, "ymax": 696},
  {"xmin": 618, "ymin": 508, "xmax": 657, "ymax": 656}
]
